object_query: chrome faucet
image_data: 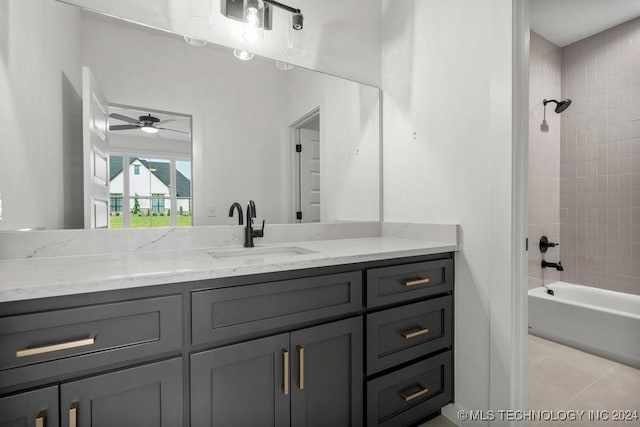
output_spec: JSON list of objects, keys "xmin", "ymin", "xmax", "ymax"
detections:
[
  {"xmin": 228, "ymin": 202, "xmax": 243, "ymax": 225},
  {"xmin": 541, "ymin": 260, "xmax": 563, "ymax": 271},
  {"xmin": 245, "ymin": 200, "xmax": 265, "ymax": 248}
]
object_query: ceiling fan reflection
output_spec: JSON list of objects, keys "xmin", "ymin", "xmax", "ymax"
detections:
[{"xmin": 108, "ymin": 113, "xmax": 190, "ymax": 135}]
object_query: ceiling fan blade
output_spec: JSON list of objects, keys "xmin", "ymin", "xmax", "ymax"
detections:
[
  {"xmin": 156, "ymin": 119, "xmax": 176, "ymax": 125},
  {"xmin": 109, "ymin": 124, "xmax": 141, "ymax": 131},
  {"xmin": 157, "ymin": 127, "xmax": 191, "ymax": 135},
  {"xmin": 109, "ymin": 113, "xmax": 140, "ymax": 125}
]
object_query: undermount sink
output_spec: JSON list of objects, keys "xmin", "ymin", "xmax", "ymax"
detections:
[{"xmin": 207, "ymin": 246, "xmax": 318, "ymax": 262}]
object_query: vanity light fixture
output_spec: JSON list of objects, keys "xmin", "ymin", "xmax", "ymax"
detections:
[
  {"xmin": 243, "ymin": 0, "xmax": 265, "ymax": 42},
  {"xmin": 222, "ymin": 0, "xmax": 304, "ymax": 56},
  {"xmin": 234, "ymin": 49, "xmax": 255, "ymax": 61}
]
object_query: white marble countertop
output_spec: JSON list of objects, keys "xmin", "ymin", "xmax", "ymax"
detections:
[{"xmin": 0, "ymin": 236, "xmax": 458, "ymax": 303}]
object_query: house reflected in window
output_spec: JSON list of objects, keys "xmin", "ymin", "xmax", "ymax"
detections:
[{"xmin": 109, "ymin": 156, "xmax": 192, "ymax": 228}]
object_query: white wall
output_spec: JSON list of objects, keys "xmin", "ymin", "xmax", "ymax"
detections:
[
  {"xmin": 285, "ymin": 68, "xmax": 380, "ymax": 222},
  {"xmin": 0, "ymin": 0, "xmax": 82, "ymax": 230},
  {"xmin": 63, "ymin": 0, "xmax": 382, "ymax": 86},
  {"xmin": 108, "ymin": 133, "xmax": 192, "ymax": 159},
  {"xmin": 381, "ymin": 0, "xmax": 517, "ymax": 421},
  {"xmin": 81, "ymin": 14, "xmax": 290, "ymax": 226}
]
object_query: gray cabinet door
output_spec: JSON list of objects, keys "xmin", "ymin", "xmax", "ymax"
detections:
[
  {"xmin": 60, "ymin": 358, "xmax": 183, "ymax": 427},
  {"xmin": 0, "ymin": 386, "xmax": 59, "ymax": 427},
  {"xmin": 290, "ymin": 317, "xmax": 363, "ymax": 427},
  {"xmin": 190, "ymin": 333, "xmax": 290, "ymax": 427}
]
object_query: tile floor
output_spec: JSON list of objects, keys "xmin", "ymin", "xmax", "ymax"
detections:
[
  {"xmin": 421, "ymin": 335, "xmax": 640, "ymax": 427},
  {"xmin": 528, "ymin": 334, "xmax": 640, "ymax": 426},
  {"xmin": 420, "ymin": 415, "xmax": 456, "ymax": 426}
]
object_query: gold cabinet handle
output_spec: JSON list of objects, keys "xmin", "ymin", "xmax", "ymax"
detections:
[
  {"xmin": 402, "ymin": 277, "xmax": 430, "ymax": 287},
  {"xmin": 17, "ymin": 334, "xmax": 96, "ymax": 358},
  {"xmin": 69, "ymin": 402, "xmax": 78, "ymax": 427},
  {"xmin": 401, "ymin": 327, "xmax": 430, "ymax": 339},
  {"xmin": 297, "ymin": 345, "xmax": 305, "ymax": 390},
  {"xmin": 35, "ymin": 410, "xmax": 46, "ymax": 427},
  {"xmin": 401, "ymin": 385, "xmax": 429, "ymax": 402},
  {"xmin": 283, "ymin": 350, "xmax": 290, "ymax": 396}
]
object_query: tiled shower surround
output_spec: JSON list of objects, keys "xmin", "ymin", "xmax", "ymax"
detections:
[
  {"xmin": 559, "ymin": 17, "xmax": 640, "ymax": 295},
  {"xmin": 528, "ymin": 32, "xmax": 562, "ymax": 289}
]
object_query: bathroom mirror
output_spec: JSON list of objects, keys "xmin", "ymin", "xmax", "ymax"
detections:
[{"xmin": 0, "ymin": 0, "xmax": 380, "ymax": 231}]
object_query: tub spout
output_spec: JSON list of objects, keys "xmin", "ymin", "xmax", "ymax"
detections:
[{"xmin": 541, "ymin": 260, "xmax": 563, "ymax": 271}]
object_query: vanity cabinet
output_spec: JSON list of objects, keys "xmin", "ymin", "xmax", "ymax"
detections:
[
  {"xmin": 0, "ymin": 358, "xmax": 181, "ymax": 427},
  {"xmin": 191, "ymin": 317, "xmax": 362, "ymax": 427},
  {"xmin": 0, "ymin": 252, "xmax": 454, "ymax": 427},
  {"xmin": 0, "ymin": 386, "xmax": 59, "ymax": 427},
  {"xmin": 364, "ymin": 259, "xmax": 454, "ymax": 426}
]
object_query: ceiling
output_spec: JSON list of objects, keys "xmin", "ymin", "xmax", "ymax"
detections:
[{"xmin": 530, "ymin": 0, "xmax": 640, "ymax": 47}]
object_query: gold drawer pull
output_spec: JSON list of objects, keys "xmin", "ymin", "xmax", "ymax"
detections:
[
  {"xmin": 69, "ymin": 402, "xmax": 78, "ymax": 427},
  {"xmin": 36, "ymin": 410, "xmax": 46, "ymax": 427},
  {"xmin": 297, "ymin": 345, "xmax": 305, "ymax": 390},
  {"xmin": 401, "ymin": 327, "xmax": 430, "ymax": 339},
  {"xmin": 402, "ymin": 277, "xmax": 430, "ymax": 287},
  {"xmin": 401, "ymin": 386, "xmax": 429, "ymax": 402},
  {"xmin": 283, "ymin": 350, "xmax": 290, "ymax": 396},
  {"xmin": 17, "ymin": 334, "xmax": 96, "ymax": 358}
]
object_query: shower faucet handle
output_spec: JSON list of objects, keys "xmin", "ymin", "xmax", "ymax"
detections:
[{"xmin": 539, "ymin": 236, "xmax": 558, "ymax": 253}]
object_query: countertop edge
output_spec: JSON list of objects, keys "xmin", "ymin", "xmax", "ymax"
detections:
[{"xmin": 0, "ymin": 240, "xmax": 459, "ymax": 303}]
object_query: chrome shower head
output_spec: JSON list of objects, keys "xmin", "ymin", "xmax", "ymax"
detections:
[{"xmin": 543, "ymin": 98, "xmax": 572, "ymax": 114}]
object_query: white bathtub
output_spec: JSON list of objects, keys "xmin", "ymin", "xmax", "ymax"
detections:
[{"xmin": 528, "ymin": 282, "xmax": 640, "ymax": 368}]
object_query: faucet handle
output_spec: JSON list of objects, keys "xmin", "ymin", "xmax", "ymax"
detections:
[{"xmin": 539, "ymin": 236, "xmax": 558, "ymax": 253}]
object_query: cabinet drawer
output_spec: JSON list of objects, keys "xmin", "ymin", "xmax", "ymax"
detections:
[
  {"xmin": 0, "ymin": 295, "xmax": 182, "ymax": 390},
  {"xmin": 366, "ymin": 296, "xmax": 452, "ymax": 374},
  {"xmin": 367, "ymin": 351, "xmax": 452, "ymax": 427},
  {"xmin": 192, "ymin": 272, "xmax": 362, "ymax": 346},
  {"xmin": 366, "ymin": 259, "xmax": 453, "ymax": 308}
]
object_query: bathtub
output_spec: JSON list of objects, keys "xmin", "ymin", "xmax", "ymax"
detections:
[{"xmin": 528, "ymin": 282, "xmax": 640, "ymax": 368}]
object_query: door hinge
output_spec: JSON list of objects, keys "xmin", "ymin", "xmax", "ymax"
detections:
[
  {"xmin": 295, "ymin": 144, "xmax": 302, "ymax": 153},
  {"xmin": 296, "ymin": 211, "xmax": 302, "ymax": 220},
  {"xmin": 525, "ymin": 237, "xmax": 528, "ymax": 251}
]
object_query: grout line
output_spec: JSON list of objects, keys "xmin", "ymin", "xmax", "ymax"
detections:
[{"xmin": 560, "ymin": 366, "xmax": 615, "ymax": 410}]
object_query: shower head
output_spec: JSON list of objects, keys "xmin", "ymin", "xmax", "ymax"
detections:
[{"xmin": 543, "ymin": 98, "xmax": 572, "ymax": 114}]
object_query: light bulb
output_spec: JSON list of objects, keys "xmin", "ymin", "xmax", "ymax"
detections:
[
  {"xmin": 141, "ymin": 126, "xmax": 159, "ymax": 134},
  {"xmin": 242, "ymin": 0, "xmax": 264, "ymax": 43},
  {"xmin": 233, "ymin": 49, "xmax": 254, "ymax": 61}
]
